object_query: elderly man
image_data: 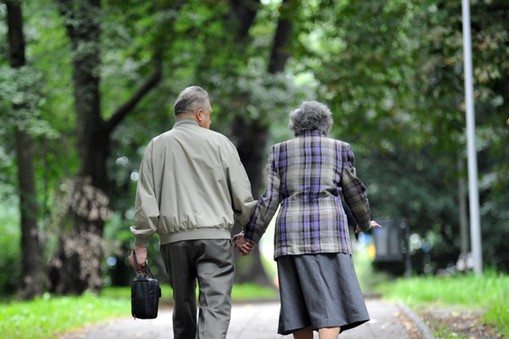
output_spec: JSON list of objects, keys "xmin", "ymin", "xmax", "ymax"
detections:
[{"xmin": 130, "ymin": 86, "xmax": 255, "ymax": 339}]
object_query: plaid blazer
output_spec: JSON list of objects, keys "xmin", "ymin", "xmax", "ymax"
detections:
[{"xmin": 244, "ymin": 130, "xmax": 371, "ymax": 258}]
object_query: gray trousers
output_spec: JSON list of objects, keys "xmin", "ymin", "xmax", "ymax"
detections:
[{"xmin": 160, "ymin": 239, "xmax": 234, "ymax": 339}]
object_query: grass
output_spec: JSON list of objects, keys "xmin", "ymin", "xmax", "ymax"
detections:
[
  {"xmin": 0, "ymin": 292, "xmax": 129, "ymax": 339},
  {"xmin": 0, "ymin": 283, "xmax": 278, "ymax": 339},
  {"xmin": 232, "ymin": 283, "xmax": 278, "ymax": 301},
  {"xmin": 376, "ymin": 270, "xmax": 509, "ymax": 337},
  {"xmin": 100, "ymin": 283, "xmax": 278, "ymax": 303},
  {"xmin": 351, "ymin": 242, "xmax": 509, "ymax": 337}
]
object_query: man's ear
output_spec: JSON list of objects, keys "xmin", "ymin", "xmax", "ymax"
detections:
[{"xmin": 195, "ymin": 108, "xmax": 204, "ymax": 122}]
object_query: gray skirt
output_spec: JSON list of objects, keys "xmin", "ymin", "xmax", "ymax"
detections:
[{"xmin": 276, "ymin": 253, "xmax": 369, "ymax": 335}]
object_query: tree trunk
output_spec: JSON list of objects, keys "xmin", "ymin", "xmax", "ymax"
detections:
[
  {"xmin": 15, "ymin": 129, "xmax": 43, "ymax": 298},
  {"xmin": 48, "ymin": 177, "xmax": 109, "ymax": 294},
  {"xmin": 231, "ymin": 117, "xmax": 271, "ymax": 285},
  {"xmin": 267, "ymin": 0, "xmax": 293, "ymax": 74},
  {"xmin": 48, "ymin": 0, "xmax": 162, "ymax": 294},
  {"xmin": 229, "ymin": 0, "xmax": 295, "ymax": 286},
  {"xmin": 6, "ymin": 0, "xmax": 43, "ymax": 299},
  {"xmin": 46, "ymin": 0, "xmax": 106, "ymax": 294}
]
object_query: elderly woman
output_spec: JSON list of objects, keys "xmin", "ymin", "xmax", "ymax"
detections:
[{"xmin": 235, "ymin": 101, "xmax": 380, "ymax": 339}]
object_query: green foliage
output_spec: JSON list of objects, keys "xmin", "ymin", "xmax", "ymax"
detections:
[
  {"xmin": 0, "ymin": 138, "xmax": 17, "ymax": 205},
  {"xmin": 421, "ymin": 1, "xmax": 509, "ymax": 272},
  {"xmin": 1, "ymin": 0, "xmax": 508, "ymax": 297},
  {"xmin": 0, "ymin": 204, "xmax": 21, "ymax": 296},
  {"xmin": 377, "ymin": 270, "xmax": 509, "ymax": 336},
  {"xmin": 353, "ymin": 243, "xmax": 393, "ymax": 293},
  {"xmin": 297, "ymin": 0, "xmax": 424, "ymax": 147},
  {"xmin": 0, "ymin": 63, "xmax": 59, "ymax": 214},
  {"xmin": 291, "ymin": 0, "xmax": 509, "ymax": 273},
  {"xmin": 484, "ymin": 304, "xmax": 509, "ymax": 338},
  {"xmin": 208, "ymin": 67, "xmax": 316, "ymax": 135},
  {"xmin": 233, "ymin": 283, "xmax": 278, "ymax": 300},
  {"xmin": 0, "ymin": 66, "xmax": 50, "ymax": 134}
]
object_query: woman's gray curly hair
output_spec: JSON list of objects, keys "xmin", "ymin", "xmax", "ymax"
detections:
[{"xmin": 288, "ymin": 101, "xmax": 333, "ymax": 136}]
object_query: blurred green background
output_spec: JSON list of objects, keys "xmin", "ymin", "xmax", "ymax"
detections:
[{"xmin": 0, "ymin": 0, "xmax": 508, "ymax": 336}]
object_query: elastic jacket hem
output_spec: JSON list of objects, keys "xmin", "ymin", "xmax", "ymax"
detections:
[{"xmin": 159, "ymin": 228, "xmax": 232, "ymax": 245}]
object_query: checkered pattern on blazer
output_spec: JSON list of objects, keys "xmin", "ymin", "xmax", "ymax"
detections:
[{"xmin": 244, "ymin": 130, "xmax": 371, "ymax": 258}]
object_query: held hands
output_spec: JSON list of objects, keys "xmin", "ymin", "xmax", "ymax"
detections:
[
  {"xmin": 354, "ymin": 220, "xmax": 382, "ymax": 234},
  {"xmin": 232, "ymin": 232, "xmax": 255, "ymax": 256}
]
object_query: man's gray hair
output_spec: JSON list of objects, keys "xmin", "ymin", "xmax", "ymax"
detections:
[
  {"xmin": 288, "ymin": 101, "xmax": 333, "ymax": 136},
  {"xmin": 174, "ymin": 86, "xmax": 210, "ymax": 115}
]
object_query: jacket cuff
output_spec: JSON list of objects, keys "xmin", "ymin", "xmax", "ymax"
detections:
[{"xmin": 134, "ymin": 236, "xmax": 151, "ymax": 248}]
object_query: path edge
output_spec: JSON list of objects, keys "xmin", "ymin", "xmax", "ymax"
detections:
[{"xmin": 397, "ymin": 301, "xmax": 435, "ymax": 339}]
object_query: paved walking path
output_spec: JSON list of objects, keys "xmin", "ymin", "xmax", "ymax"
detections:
[{"xmin": 65, "ymin": 298, "xmax": 434, "ymax": 338}]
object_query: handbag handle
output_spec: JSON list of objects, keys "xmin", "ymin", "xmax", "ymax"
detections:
[{"xmin": 132, "ymin": 249, "xmax": 154, "ymax": 278}]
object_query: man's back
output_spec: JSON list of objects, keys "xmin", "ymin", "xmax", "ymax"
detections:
[
  {"xmin": 130, "ymin": 85, "xmax": 255, "ymax": 339},
  {"xmin": 134, "ymin": 118, "xmax": 254, "ymax": 245}
]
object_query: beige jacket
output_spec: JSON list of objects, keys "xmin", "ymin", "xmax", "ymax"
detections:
[{"xmin": 131, "ymin": 119, "xmax": 256, "ymax": 247}]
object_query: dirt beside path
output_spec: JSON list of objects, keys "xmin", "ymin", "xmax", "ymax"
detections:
[{"xmin": 419, "ymin": 305, "xmax": 503, "ymax": 338}]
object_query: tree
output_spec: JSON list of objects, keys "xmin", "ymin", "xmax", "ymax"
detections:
[
  {"xmin": 47, "ymin": 0, "xmax": 162, "ymax": 294},
  {"xmin": 233, "ymin": 0, "xmax": 297, "ymax": 285},
  {"xmin": 393, "ymin": 0, "xmax": 509, "ymax": 270},
  {"xmin": 5, "ymin": 0, "xmax": 505, "ymax": 296},
  {"xmin": 5, "ymin": 0, "xmax": 43, "ymax": 299},
  {"xmin": 189, "ymin": 0, "xmax": 303, "ymax": 285},
  {"xmin": 293, "ymin": 0, "xmax": 509, "ymax": 272}
]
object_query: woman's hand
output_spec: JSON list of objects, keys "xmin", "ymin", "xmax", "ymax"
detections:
[
  {"xmin": 355, "ymin": 220, "xmax": 383, "ymax": 234},
  {"xmin": 232, "ymin": 232, "xmax": 255, "ymax": 256}
]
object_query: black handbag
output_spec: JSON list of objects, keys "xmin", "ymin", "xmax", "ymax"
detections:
[{"xmin": 131, "ymin": 250, "xmax": 162, "ymax": 319}]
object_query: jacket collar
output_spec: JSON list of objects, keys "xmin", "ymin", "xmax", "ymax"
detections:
[
  {"xmin": 299, "ymin": 130, "xmax": 324, "ymax": 137},
  {"xmin": 174, "ymin": 118, "xmax": 199, "ymax": 127}
]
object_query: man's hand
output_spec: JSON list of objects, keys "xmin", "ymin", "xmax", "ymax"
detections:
[
  {"xmin": 129, "ymin": 245, "xmax": 148, "ymax": 272},
  {"xmin": 232, "ymin": 232, "xmax": 255, "ymax": 256}
]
